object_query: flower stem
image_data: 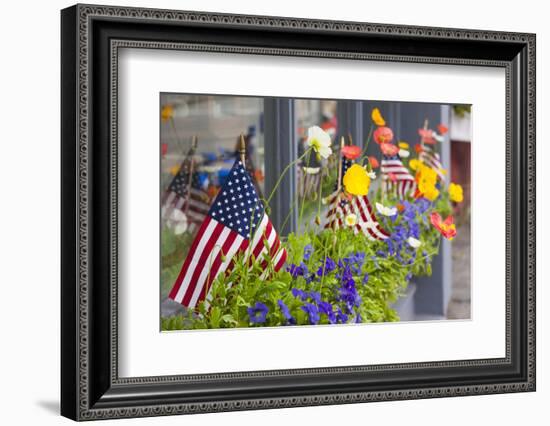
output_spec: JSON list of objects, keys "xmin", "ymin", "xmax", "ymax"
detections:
[
  {"xmin": 297, "ymin": 150, "xmax": 312, "ymax": 231},
  {"xmin": 265, "ymin": 149, "xmax": 311, "ymax": 207}
]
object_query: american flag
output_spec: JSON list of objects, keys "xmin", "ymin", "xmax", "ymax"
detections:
[
  {"xmin": 381, "ymin": 154, "xmax": 416, "ymax": 199},
  {"xmin": 161, "ymin": 155, "xmax": 210, "ymax": 225},
  {"xmin": 324, "ymin": 155, "xmax": 389, "ymax": 241},
  {"xmin": 168, "ymin": 160, "xmax": 287, "ymax": 308},
  {"xmin": 419, "ymin": 144, "xmax": 445, "ymax": 181}
]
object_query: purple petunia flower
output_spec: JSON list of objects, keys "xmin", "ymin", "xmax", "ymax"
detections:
[
  {"xmin": 291, "ymin": 288, "xmax": 307, "ymax": 301},
  {"xmin": 336, "ymin": 307, "xmax": 348, "ymax": 324},
  {"xmin": 308, "ymin": 291, "xmax": 322, "ymax": 304},
  {"xmin": 318, "ymin": 301, "xmax": 336, "ymax": 324},
  {"xmin": 303, "ymin": 244, "xmax": 313, "ymax": 262},
  {"xmin": 316, "ymin": 257, "xmax": 337, "ymax": 277},
  {"xmin": 301, "ymin": 303, "xmax": 320, "ymax": 325},
  {"xmin": 277, "ymin": 299, "xmax": 296, "ymax": 325},
  {"xmin": 247, "ymin": 302, "xmax": 269, "ymax": 324}
]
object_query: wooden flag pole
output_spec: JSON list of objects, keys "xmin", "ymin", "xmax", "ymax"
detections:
[
  {"xmin": 421, "ymin": 119, "xmax": 429, "ymax": 149},
  {"xmin": 336, "ymin": 136, "xmax": 345, "ymax": 194},
  {"xmin": 239, "ymin": 133, "xmax": 246, "ymax": 166},
  {"xmin": 184, "ymin": 135, "xmax": 198, "ymax": 217}
]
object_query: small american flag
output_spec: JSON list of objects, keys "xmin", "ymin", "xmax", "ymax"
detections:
[
  {"xmin": 381, "ymin": 154, "xmax": 416, "ymax": 199},
  {"xmin": 169, "ymin": 160, "xmax": 287, "ymax": 308},
  {"xmin": 324, "ymin": 154, "xmax": 389, "ymax": 241},
  {"xmin": 419, "ymin": 144, "xmax": 445, "ymax": 181},
  {"xmin": 162, "ymin": 155, "xmax": 210, "ymax": 225}
]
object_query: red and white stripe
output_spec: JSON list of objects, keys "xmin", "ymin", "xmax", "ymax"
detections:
[
  {"xmin": 324, "ymin": 191, "xmax": 389, "ymax": 241},
  {"xmin": 161, "ymin": 188, "xmax": 210, "ymax": 223},
  {"xmin": 381, "ymin": 156, "xmax": 417, "ymax": 199},
  {"xmin": 419, "ymin": 145, "xmax": 445, "ymax": 181},
  {"xmin": 168, "ymin": 214, "xmax": 286, "ymax": 309}
]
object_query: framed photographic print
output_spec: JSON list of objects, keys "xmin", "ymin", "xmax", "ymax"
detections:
[{"xmin": 61, "ymin": 3, "xmax": 536, "ymax": 421}]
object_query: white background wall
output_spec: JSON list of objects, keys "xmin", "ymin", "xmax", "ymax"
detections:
[{"xmin": 0, "ymin": 0, "xmax": 546, "ymax": 424}]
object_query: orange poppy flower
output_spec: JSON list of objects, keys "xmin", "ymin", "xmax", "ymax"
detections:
[
  {"xmin": 414, "ymin": 144, "xmax": 424, "ymax": 154},
  {"xmin": 437, "ymin": 124, "xmax": 449, "ymax": 135},
  {"xmin": 341, "ymin": 145, "xmax": 362, "ymax": 160},
  {"xmin": 161, "ymin": 104, "xmax": 174, "ymax": 122},
  {"xmin": 430, "ymin": 212, "xmax": 457, "ymax": 240},
  {"xmin": 380, "ymin": 143, "xmax": 399, "ymax": 156},
  {"xmin": 374, "ymin": 126, "xmax": 394, "ymax": 145},
  {"xmin": 368, "ymin": 156, "xmax": 379, "ymax": 169}
]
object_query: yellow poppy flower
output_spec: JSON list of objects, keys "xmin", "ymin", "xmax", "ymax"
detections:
[
  {"xmin": 169, "ymin": 165, "xmax": 180, "ymax": 176},
  {"xmin": 409, "ymin": 159, "xmax": 422, "ymax": 171},
  {"xmin": 398, "ymin": 141, "xmax": 409, "ymax": 150},
  {"xmin": 371, "ymin": 107, "xmax": 386, "ymax": 126},
  {"xmin": 161, "ymin": 104, "xmax": 174, "ymax": 122},
  {"xmin": 421, "ymin": 184, "xmax": 440, "ymax": 201},
  {"xmin": 343, "ymin": 164, "xmax": 371, "ymax": 196},
  {"xmin": 449, "ymin": 182, "xmax": 464, "ymax": 203}
]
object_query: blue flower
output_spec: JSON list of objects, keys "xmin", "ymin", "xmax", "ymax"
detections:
[
  {"xmin": 301, "ymin": 303, "xmax": 320, "ymax": 325},
  {"xmin": 336, "ymin": 308, "xmax": 348, "ymax": 323},
  {"xmin": 316, "ymin": 257, "xmax": 337, "ymax": 277},
  {"xmin": 303, "ymin": 244, "xmax": 313, "ymax": 261},
  {"xmin": 277, "ymin": 300, "xmax": 296, "ymax": 325},
  {"xmin": 247, "ymin": 302, "xmax": 269, "ymax": 324},
  {"xmin": 355, "ymin": 312, "xmax": 362, "ymax": 323},
  {"xmin": 318, "ymin": 301, "xmax": 336, "ymax": 324},
  {"xmin": 405, "ymin": 273, "xmax": 413, "ymax": 281},
  {"xmin": 287, "ymin": 263, "xmax": 305, "ymax": 278},
  {"xmin": 308, "ymin": 291, "xmax": 322, "ymax": 304},
  {"xmin": 362, "ymin": 273, "xmax": 369, "ymax": 284},
  {"xmin": 376, "ymin": 250, "xmax": 387, "ymax": 259},
  {"xmin": 291, "ymin": 288, "xmax": 307, "ymax": 300}
]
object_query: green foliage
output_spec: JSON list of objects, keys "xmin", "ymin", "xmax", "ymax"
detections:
[{"xmin": 161, "ymin": 171, "xmax": 454, "ymax": 331}]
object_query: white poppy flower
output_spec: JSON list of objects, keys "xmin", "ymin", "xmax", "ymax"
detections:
[
  {"xmin": 306, "ymin": 126, "xmax": 332, "ymax": 159},
  {"xmin": 407, "ymin": 237, "xmax": 421, "ymax": 248},
  {"xmin": 167, "ymin": 209, "xmax": 189, "ymax": 235},
  {"xmin": 399, "ymin": 149, "xmax": 410, "ymax": 158},
  {"xmin": 375, "ymin": 202, "xmax": 397, "ymax": 217},
  {"xmin": 345, "ymin": 213, "xmax": 357, "ymax": 227},
  {"xmin": 368, "ymin": 170, "xmax": 376, "ymax": 179},
  {"xmin": 173, "ymin": 221, "xmax": 189, "ymax": 235},
  {"xmin": 434, "ymin": 133, "xmax": 445, "ymax": 143},
  {"xmin": 169, "ymin": 208, "xmax": 187, "ymax": 222},
  {"xmin": 303, "ymin": 166, "xmax": 321, "ymax": 175}
]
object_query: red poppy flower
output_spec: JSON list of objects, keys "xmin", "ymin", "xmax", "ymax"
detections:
[
  {"xmin": 418, "ymin": 128, "xmax": 436, "ymax": 144},
  {"xmin": 414, "ymin": 144, "xmax": 424, "ymax": 154},
  {"xmin": 430, "ymin": 212, "xmax": 457, "ymax": 240},
  {"xmin": 374, "ymin": 126, "xmax": 394, "ymax": 145},
  {"xmin": 341, "ymin": 145, "xmax": 362, "ymax": 160},
  {"xmin": 380, "ymin": 142, "xmax": 399, "ymax": 156},
  {"xmin": 437, "ymin": 124, "xmax": 449, "ymax": 135},
  {"xmin": 368, "ymin": 156, "xmax": 379, "ymax": 169},
  {"xmin": 161, "ymin": 143, "xmax": 168, "ymax": 157}
]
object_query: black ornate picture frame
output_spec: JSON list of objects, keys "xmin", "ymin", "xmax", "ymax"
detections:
[{"xmin": 61, "ymin": 3, "xmax": 536, "ymax": 421}]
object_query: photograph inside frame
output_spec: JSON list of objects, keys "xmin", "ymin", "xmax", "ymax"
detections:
[{"xmin": 159, "ymin": 93, "xmax": 472, "ymax": 331}]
